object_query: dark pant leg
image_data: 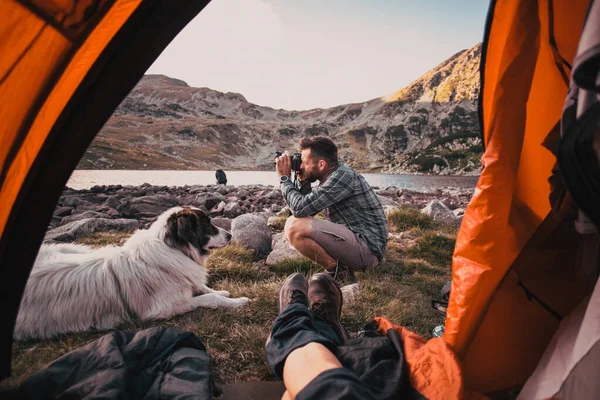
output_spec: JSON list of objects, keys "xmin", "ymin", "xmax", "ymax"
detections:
[
  {"xmin": 296, "ymin": 368, "xmax": 377, "ymax": 400},
  {"xmin": 265, "ymin": 303, "xmax": 342, "ymax": 379}
]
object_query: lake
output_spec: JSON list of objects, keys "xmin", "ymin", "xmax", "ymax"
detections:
[{"xmin": 67, "ymin": 170, "xmax": 479, "ymax": 192}]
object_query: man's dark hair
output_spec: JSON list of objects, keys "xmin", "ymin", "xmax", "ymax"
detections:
[{"xmin": 298, "ymin": 136, "xmax": 338, "ymax": 165}]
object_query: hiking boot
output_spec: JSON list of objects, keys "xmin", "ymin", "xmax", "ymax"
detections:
[
  {"xmin": 325, "ymin": 264, "xmax": 357, "ymax": 286},
  {"xmin": 308, "ymin": 273, "xmax": 349, "ymax": 342},
  {"xmin": 267, "ymin": 273, "xmax": 309, "ymax": 348},
  {"xmin": 277, "ymin": 272, "xmax": 309, "ymax": 314}
]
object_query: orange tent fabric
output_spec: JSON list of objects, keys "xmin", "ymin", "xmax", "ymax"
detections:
[
  {"xmin": 444, "ymin": 0, "xmax": 591, "ymax": 393},
  {"xmin": 0, "ymin": 0, "xmax": 596, "ymax": 395}
]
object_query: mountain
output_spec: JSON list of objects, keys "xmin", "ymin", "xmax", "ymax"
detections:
[{"xmin": 78, "ymin": 43, "xmax": 482, "ymax": 175}]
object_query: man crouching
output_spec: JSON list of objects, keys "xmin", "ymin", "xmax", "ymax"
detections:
[{"xmin": 275, "ymin": 136, "xmax": 388, "ymax": 285}]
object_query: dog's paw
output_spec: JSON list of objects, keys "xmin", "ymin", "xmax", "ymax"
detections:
[
  {"xmin": 215, "ymin": 290, "xmax": 231, "ymax": 297},
  {"xmin": 231, "ymin": 297, "xmax": 250, "ymax": 308}
]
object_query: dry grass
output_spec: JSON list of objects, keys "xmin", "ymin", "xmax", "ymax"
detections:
[{"xmin": 2, "ymin": 210, "xmax": 456, "ymax": 390}]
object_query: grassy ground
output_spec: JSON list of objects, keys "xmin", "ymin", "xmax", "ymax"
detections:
[{"xmin": 2, "ymin": 207, "xmax": 455, "ymax": 389}]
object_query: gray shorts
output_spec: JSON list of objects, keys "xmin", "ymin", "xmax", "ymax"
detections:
[{"xmin": 311, "ymin": 218, "xmax": 379, "ymax": 271}]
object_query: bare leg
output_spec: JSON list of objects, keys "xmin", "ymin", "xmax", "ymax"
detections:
[
  {"xmin": 282, "ymin": 342, "xmax": 342, "ymax": 398},
  {"xmin": 285, "ymin": 217, "xmax": 337, "ymax": 269}
]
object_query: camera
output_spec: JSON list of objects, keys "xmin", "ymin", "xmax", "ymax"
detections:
[
  {"xmin": 275, "ymin": 151, "xmax": 302, "ymax": 172},
  {"xmin": 275, "ymin": 151, "xmax": 311, "ymax": 194}
]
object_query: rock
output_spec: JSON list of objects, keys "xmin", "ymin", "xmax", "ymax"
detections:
[
  {"xmin": 276, "ymin": 207, "xmax": 291, "ymax": 217},
  {"xmin": 341, "ymin": 283, "xmax": 361, "ymax": 304},
  {"xmin": 211, "ymin": 217, "xmax": 232, "ymax": 232},
  {"xmin": 103, "ymin": 195, "xmax": 120, "ymax": 209},
  {"xmin": 441, "ymin": 197, "xmax": 459, "ymax": 210},
  {"xmin": 204, "ymin": 193, "xmax": 226, "ymax": 210},
  {"xmin": 421, "ymin": 200, "xmax": 456, "ymax": 224},
  {"xmin": 45, "ymin": 218, "xmax": 139, "ymax": 242},
  {"xmin": 61, "ymin": 210, "xmax": 108, "ymax": 225},
  {"xmin": 267, "ymin": 190, "xmax": 282, "ymax": 200},
  {"xmin": 48, "ymin": 216, "xmax": 62, "ymax": 229},
  {"xmin": 265, "ymin": 233, "xmax": 303, "ymax": 265},
  {"xmin": 62, "ymin": 196, "xmax": 82, "ymax": 207},
  {"xmin": 107, "ymin": 208, "xmax": 121, "ymax": 218},
  {"xmin": 223, "ymin": 202, "xmax": 243, "ymax": 218},
  {"xmin": 210, "ymin": 201, "xmax": 226, "ymax": 215},
  {"xmin": 216, "ymin": 185, "xmax": 229, "ymax": 195},
  {"xmin": 119, "ymin": 195, "xmax": 178, "ymax": 218},
  {"xmin": 53, "ymin": 206, "xmax": 73, "ymax": 217},
  {"xmin": 269, "ymin": 204, "xmax": 283, "ymax": 213},
  {"xmin": 267, "ymin": 216, "xmax": 283, "ymax": 229},
  {"xmin": 377, "ymin": 195, "xmax": 398, "ymax": 208},
  {"xmin": 376, "ymin": 189, "xmax": 397, "ymax": 197},
  {"xmin": 237, "ymin": 189, "xmax": 250, "ymax": 200},
  {"xmin": 453, "ymin": 208, "xmax": 465, "ymax": 217},
  {"xmin": 231, "ymin": 214, "xmax": 272, "ymax": 259}
]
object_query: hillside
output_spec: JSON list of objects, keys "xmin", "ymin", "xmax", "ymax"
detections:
[{"xmin": 78, "ymin": 43, "xmax": 482, "ymax": 175}]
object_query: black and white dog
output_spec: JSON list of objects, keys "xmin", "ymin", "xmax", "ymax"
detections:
[{"xmin": 15, "ymin": 206, "xmax": 249, "ymax": 340}]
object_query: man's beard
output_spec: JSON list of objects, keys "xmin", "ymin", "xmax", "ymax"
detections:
[{"xmin": 299, "ymin": 170, "xmax": 319, "ymax": 183}]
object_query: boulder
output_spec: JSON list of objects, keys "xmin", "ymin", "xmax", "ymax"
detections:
[
  {"xmin": 453, "ymin": 208, "xmax": 466, "ymax": 217},
  {"xmin": 341, "ymin": 282, "xmax": 361, "ymax": 304},
  {"xmin": 119, "ymin": 195, "xmax": 178, "ymax": 218},
  {"xmin": 276, "ymin": 207, "xmax": 292, "ymax": 217},
  {"xmin": 267, "ymin": 190, "xmax": 282, "ymax": 200},
  {"xmin": 211, "ymin": 217, "xmax": 232, "ymax": 232},
  {"xmin": 204, "ymin": 193, "xmax": 226, "ymax": 210},
  {"xmin": 53, "ymin": 206, "xmax": 73, "ymax": 217},
  {"xmin": 62, "ymin": 196, "xmax": 82, "ymax": 207},
  {"xmin": 210, "ymin": 201, "xmax": 226, "ymax": 216},
  {"xmin": 231, "ymin": 214, "xmax": 272, "ymax": 259},
  {"xmin": 61, "ymin": 210, "xmax": 108, "ymax": 225},
  {"xmin": 223, "ymin": 202, "xmax": 243, "ymax": 218},
  {"xmin": 237, "ymin": 189, "xmax": 250, "ymax": 200},
  {"xmin": 421, "ymin": 200, "xmax": 457, "ymax": 224},
  {"xmin": 216, "ymin": 185, "xmax": 229, "ymax": 195},
  {"xmin": 269, "ymin": 204, "xmax": 283, "ymax": 213},
  {"xmin": 103, "ymin": 195, "xmax": 121, "ymax": 209},
  {"xmin": 45, "ymin": 218, "xmax": 139, "ymax": 242},
  {"xmin": 377, "ymin": 195, "xmax": 398, "ymax": 208},
  {"xmin": 265, "ymin": 233, "xmax": 303, "ymax": 265}
]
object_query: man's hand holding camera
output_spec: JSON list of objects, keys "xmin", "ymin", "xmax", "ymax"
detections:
[{"xmin": 275, "ymin": 151, "xmax": 292, "ymax": 178}]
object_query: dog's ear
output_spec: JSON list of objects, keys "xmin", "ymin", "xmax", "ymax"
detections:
[{"xmin": 164, "ymin": 209, "xmax": 208, "ymax": 256}]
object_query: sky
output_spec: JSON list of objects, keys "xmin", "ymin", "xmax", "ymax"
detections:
[{"xmin": 147, "ymin": 0, "xmax": 488, "ymax": 111}]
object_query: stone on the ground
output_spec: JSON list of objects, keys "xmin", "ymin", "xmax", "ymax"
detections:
[
  {"xmin": 210, "ymin": 201, "xmax": 226, "ymax": 215},
  {"xmin": 341, "ymin": 283, "xmax": 361, "ymax": 304},
  {"xmin": 103, "ymin": 195, "xmax": 121, "ymax": 209},
  {"xmin": 119, "ymin": 195, "xmax": 178, "ymax": 218},
  {"xmin": 61, "ymin": 210, "xmax": 108, "ymax": 225},
  {"xmin": 223, "ymin": 202, "xmax": 243, "ymax": 218},
  {"xmin": 377, "ymin": 195, "xmax": 398, "ymax": 208},
  {"xmin": 231, "ymin": 214, "xmax": 272, "ymax": 259},
  {"xmin": 265, "ymin": 233, "xmax": 302, "ymax": 265},
  {"xmin": 211, "ymin": 217, "xmax": 232, "ymax": 232},
  {"xmin": 45, "ymin": 218, "xmax": 139, "ymax": 242},
  {"xmin": 421, "ymin": 200, "xmax": 456, "ymax": 224},
  {"xmin": 453, "ymin": 208, "xmax": 465, "ymax": 217},
  {"xmin": 276, "ymin": 207, "xmax": 291, "ymax": 217}
]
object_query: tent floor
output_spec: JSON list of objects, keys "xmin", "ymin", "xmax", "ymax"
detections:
[{"xmin": 218, "ymin": 381, "xmax": 286, "ymax": 399}]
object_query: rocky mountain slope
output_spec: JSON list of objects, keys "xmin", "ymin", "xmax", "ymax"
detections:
[{"xmin": 79, "ymin": 43, "xmax": 482, "ymax": 175}]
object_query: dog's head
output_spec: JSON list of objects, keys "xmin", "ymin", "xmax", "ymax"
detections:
[{"xmin": 154, "ymin": 207, "xmax": 232, "ymax": 264}]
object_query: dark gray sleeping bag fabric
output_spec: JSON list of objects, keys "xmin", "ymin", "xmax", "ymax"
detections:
[{"xmin": 11, "ymin": 327, "xmax": 212, "ymax": 399}]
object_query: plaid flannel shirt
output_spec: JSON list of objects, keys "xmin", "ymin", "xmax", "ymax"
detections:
[{"xmin": 281, "ymin": 163, "xmax": 388, "ymax": 260}]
